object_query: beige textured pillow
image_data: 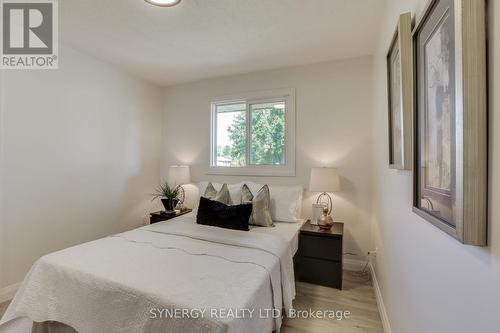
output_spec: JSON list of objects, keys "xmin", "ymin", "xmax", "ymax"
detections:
[
  {"xmin": 241, "ymin": 184, "xmax": 254, "ymax": 203},
  {"xmin": 214, "ymin": 183, "xmax": 232, "ymax": 205},
  {"xmin": 203, "ymin": 182, "xmax": 217, "ymax": 199},
  {"xmin": 243, "ymin": 184, "xmax": 274, "ymax": 227}
]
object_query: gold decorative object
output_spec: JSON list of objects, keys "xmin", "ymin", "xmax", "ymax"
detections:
[{"xmin": 317, "ymin": 207, "xmax": 334, "ymax": 230}]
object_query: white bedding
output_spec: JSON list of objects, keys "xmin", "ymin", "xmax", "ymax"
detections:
[
  {"xmin": 249, "ymin": 220, "xmax": 303, "ymax": 255},
  {"xmin": 0, "ymin": 213, "xmax": 300, "ymax": 333}
]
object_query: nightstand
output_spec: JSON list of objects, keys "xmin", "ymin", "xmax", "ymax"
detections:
[
  {"xmin": 150, "ymin": 209, "xmax": 192, "ymax": 224},
  {"xmin": 296, "ymin": 220, "xmax": 344, "ymax": 289}
]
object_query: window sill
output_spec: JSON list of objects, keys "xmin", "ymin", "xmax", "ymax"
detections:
[{"xmin": 207, "ymin": 165, "xmax": 295, "ymax": 177}]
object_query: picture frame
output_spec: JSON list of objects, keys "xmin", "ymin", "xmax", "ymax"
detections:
[
  {"xmin": 387, "ymin": 12, "xmax": 413, "ymax": 170},
  {"xmin": 412, "ymin": 0, "xmax": 487, "ymax": 245},
  {"xmin": 311, "ymin": 204, "xmax": 325, "ymax": 225}
]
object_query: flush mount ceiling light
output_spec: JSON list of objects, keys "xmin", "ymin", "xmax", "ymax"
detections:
[{"xmin": 144, "ymin": 0, "xmax": 181, "ymax": 7}]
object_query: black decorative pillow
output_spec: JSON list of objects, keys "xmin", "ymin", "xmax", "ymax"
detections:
[{"xmin": 196, "ymin": 197, "xmax": 252, "ymax": 231}]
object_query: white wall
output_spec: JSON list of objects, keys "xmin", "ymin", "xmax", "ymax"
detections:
[
  {"xmin": 371, "ymin": 1, "xmax": 500, "ymax": 332},
  {"xmin": 0, "ymin": 45, "xmax": 164, "ymax": 289},
  {"xmin": 0, "ymin": 63, "xmax": 6, "ymax": 291},
  {"xmin": 162, "ymin": 57, "xmax": 374, "ymax": 259}
]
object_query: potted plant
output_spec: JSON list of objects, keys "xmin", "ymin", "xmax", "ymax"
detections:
[{"xmin": 152, "ymin": 181, "xmax": 180, "ymax": 212}]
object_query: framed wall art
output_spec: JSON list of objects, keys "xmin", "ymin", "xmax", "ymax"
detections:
[
  {"xmin": 412, "ymin": 0, "xmax": 487, "ymax": 245},
  {"xmin": 387, "ymin": 12, "xmax": 413, "ymax": 170}
]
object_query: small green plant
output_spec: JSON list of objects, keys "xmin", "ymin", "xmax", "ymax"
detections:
[{"xmin": 152, "ymin": 181, "xmax": 180, "ymax": 201}]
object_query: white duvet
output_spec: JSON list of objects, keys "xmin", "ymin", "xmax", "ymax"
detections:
[{"xmin": 0, "ymin": 213, "xmax": 296, "ymax": 333}]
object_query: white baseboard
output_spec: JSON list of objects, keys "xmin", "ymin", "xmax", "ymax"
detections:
[
  {"xmin": 369, "ymin": 263, "xmax": 392, "ymax": 333},
  {"xmin": 343, "ymin": 257, "xmax": 367, "ymax": 271},
  {"xmin": 0, "ymin": 282, "xmax": 21, "ymax": 303}
]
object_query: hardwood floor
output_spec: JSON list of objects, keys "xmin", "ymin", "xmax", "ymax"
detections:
[
  {"xmin": 0, "ymin": 271, "xmax": 383, "ymax": 332},
  {"xmin": 282, "ymin": 271, "xmax": 383, "ymax": 333}
]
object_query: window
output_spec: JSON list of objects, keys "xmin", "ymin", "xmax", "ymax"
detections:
[{"xmin": 210, "ymin": 88, "xmax": 295, "ymax": 176}]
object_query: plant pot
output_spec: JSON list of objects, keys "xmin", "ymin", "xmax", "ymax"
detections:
[{"xmin": 161, "ymin": 198, "xmax": 179, "ymax": 212}]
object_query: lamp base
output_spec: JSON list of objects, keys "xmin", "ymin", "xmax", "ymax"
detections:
[{"xmin": 316, "ymin": 192, "xmax": 333, "ymax": 216}]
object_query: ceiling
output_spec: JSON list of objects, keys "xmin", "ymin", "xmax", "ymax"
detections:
[{"xmin": 60, "ymin": 0, "xmax": 384, "ymax": 86}]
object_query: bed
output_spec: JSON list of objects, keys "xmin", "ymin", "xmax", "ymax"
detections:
[{"xmin": 0, "ymin": 212, "xmax": 303, "ymax": 333}]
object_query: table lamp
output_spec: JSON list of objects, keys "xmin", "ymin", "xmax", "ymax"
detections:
[
  {"xmin": 168, "ymin": 165, "xmax": 191, "ymax": 210},
  {"xmin": 309, "ymin": 167, "xmax": 341, "ymax": 217}
]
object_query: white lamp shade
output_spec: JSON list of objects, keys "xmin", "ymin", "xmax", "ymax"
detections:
[
  {"xmin": 168, "ymin": 165, "xmax": 191, "ymax": 186},
  {"xmin": 309, "ymin": 167, "xmax": 340, "ymax": 193}
]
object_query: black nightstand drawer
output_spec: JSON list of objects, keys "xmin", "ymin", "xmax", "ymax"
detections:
[
  {"xmin": 296, "ymin": 221, "xmax": 344, "ymax": 290},
  {"xmin": 150, "ymin": 215, "xmax": 170, "ymax": 224},
  {"xmin": 296, "ymin": 256, "xmax": 342, "ymax": 289},
  {"xmin": 298, "ymin": 234, "xmax": 342, "ymax": 262}
]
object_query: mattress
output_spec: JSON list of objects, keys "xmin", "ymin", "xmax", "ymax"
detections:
[
  {"xmin": 167, "ymin": 211, "xmax": 303, "ymax": 255},
  {"xmin": 173, "ymin": 211, "xmax": 303, "ymax": 254},
  {"xmin": 249, "ymin": 219, "xmax": 304, "ymax": 255},
  {"xmin": 149, "ymin": 212, "xmax": 303, "ymax": 255},
  {"xmin": 0, "ymin": 212, "xmax": 298, "ymax": 333}
]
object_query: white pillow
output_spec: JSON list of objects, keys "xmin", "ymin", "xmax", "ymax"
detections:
[{"xmin": 245, "ymin": 182, "xmax": 303, "ymax": 223}]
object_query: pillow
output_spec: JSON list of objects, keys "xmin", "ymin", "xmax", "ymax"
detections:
[
  {"xmin": 245, "ymin": 182, "xmax": 303, "ymax": 222},
  {"xmin": 203, "ymin": 182, "xmax": 217, "ymax": 199},
  {"xmin": 214, "ymin": 183, "xmax": 231, "ymax": 205},
  {"xmin": 202, "ymin": 182, "xmax": 232, "ymax": 205},
  {"xmin": 241, "ymin": 184, "xmax": 254, "ymax": 203},
  {"xmin": 198, "ymin": 181, "xmax": 244, "ymax": 205},
  {"xmin": 242, "ymin": 184, "xmax": 274, "ymax": 227},
  {"xmin": 196, "ymin": 197, "xmax": 252, "ymax": 231}
]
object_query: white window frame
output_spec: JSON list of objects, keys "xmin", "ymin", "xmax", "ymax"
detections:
[{"xmin": 209, "ymin": 88, "xmax": 296, "ymax": 177}]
